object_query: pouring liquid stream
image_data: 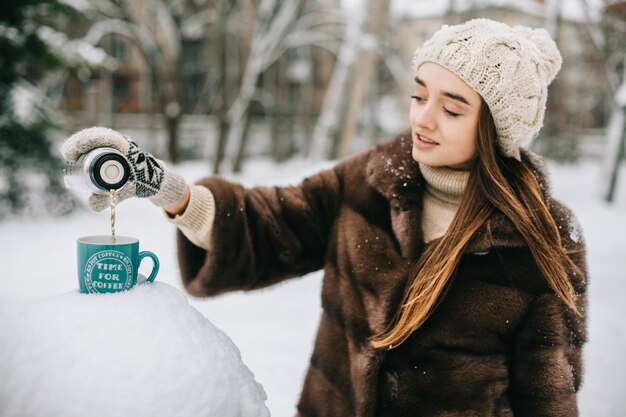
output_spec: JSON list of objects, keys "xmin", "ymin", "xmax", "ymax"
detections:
[{"xmin": 110, "ymin": 189, "xmax": 116, "ymax": 243}]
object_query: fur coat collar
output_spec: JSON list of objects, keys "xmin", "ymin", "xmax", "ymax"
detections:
[{"xmin": 364, "ymin": 132, "xmax": 564, "ymax": 255}]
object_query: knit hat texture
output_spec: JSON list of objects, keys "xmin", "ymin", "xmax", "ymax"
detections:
[{"xmin": 412, "ymin": 18, "xmax": 562, "ymax": 160}]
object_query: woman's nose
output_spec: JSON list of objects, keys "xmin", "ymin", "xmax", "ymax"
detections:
[{"xmin": 413, "ymin": 104, "xmax": 436, "ymax": 131}]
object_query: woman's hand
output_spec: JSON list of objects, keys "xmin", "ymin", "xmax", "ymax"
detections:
[{"xmin": 62, "ymin": 126, "xmax": 187, "ymax": 212}]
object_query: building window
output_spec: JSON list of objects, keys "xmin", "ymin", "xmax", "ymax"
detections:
[{"xmin": 111, "ymin": 36, "xmax": 130, "ymax": 62}]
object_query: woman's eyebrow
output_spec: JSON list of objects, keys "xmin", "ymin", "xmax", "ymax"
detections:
[
  {"xmin": 414, "ymin": 75, "xmax": 427, "ymax": 88},
  {"xmin": 443, "ymin": 91, "xmax": 471, "ymax": 106},
  {"xmin": 414, "ymin": 75, "xmax": 472, "ymax": 107}
]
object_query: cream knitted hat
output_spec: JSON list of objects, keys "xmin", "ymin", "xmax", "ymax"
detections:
[{"xmin": 412, "ymin": 18, "xmax": 562, "ymax": 160}]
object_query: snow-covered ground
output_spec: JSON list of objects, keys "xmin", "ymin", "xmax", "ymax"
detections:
[{"xmin": 0, "ymin": 154, "xmax": 624, "ymax": 417}]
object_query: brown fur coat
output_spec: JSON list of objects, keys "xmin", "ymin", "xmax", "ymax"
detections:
[{"xmin": 177, "ymin": 133, "xmax": 587, "ymax": 417}]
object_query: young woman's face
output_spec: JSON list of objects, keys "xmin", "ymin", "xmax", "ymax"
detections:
[{"xmin": 410, "ymin": 62, "xmax": 482, "ymax": 170}]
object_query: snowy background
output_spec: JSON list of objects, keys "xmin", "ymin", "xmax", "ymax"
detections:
[{"xmin": 0, "ymin": 154, "xmax": 625, "ymax": 416}]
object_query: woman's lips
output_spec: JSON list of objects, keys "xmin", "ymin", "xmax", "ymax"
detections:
[{"xmin": 414, "ymin": 133, "xmax": 439, "ymax": 146}]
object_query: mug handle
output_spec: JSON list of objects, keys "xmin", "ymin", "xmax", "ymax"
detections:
[{"xmin": 137, "ymin": 251, "xmax": 160, "ymax": 283}]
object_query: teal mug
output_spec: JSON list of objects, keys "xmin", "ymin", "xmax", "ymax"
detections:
[{"xmin": 77, "ymin": 236, "xmax": 159, "ymax": 294}]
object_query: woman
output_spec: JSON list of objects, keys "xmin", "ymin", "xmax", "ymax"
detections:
[{"xmin": 62, "ymin": 18, "xmax": 587, "ymax": 417}]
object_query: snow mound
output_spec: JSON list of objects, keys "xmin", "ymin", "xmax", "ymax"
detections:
[{"xmin": 0, "ymin": 282, "xmax": 270, "ymax": 417}]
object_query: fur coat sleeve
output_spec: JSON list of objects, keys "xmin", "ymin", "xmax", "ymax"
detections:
[{"xmin": 176, "ymin": 165, "xmax": 343, "ymax": 297}]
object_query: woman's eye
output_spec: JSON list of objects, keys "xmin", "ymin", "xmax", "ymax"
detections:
[
  {"xmin": 444, "ymin": 108, "xmax": 460, "ymax": 117},
  {"xmin": 410, "ymin": 95, "xmax": 424, "ymax": 102}
]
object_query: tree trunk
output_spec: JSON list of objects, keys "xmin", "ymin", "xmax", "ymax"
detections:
[
  {"xmin": 233, "ymin": 108, "xmax": 253, "ymax": 173},
  {"xmin": 227, "ymin": 39, "xmax": 266, "ymax": 170},
  {"xmin": 164, "ymin": 95, "xmax": 182, "ymax": 162},
  {"xmin": 603, "ymin": 103, "xmax": 625, "ymax": 202},
  {"xmin": 309, "ymin": 0, "xmax": 390, "ymax": 160},
  {"xmin": 270, "ymin": 65, "xmax": 282, "ymax": 161},
  {"xmin": 213, "ymin": 21, "xmax": 229, "ymax": 174},
  {"xmin": 166, "ymin": 114, "xmax": 181, "ymax": 163},
  {"xmin": 162, "ymin": 32, "xmax": 183, "ymax": 162},
  {"xmin": 604, "ymin": 42, "xmax": 626, "ymax": 202},
  {"xmin": 308, "ymin": 13, "xmax": 363, "ymax": 160},
  {"xmin": 212, "ymin": 118, "xmax": 228, "ymax": 174},
  {"xmin": 271, "ymin": 58, "xmax": 292, "ymax": 162},
  {"xmin": 335, "ymin": 0, "xmax": 391, "ymax": 159}
]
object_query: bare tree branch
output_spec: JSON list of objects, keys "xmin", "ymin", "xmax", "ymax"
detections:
[
  {"xmin": 181, "ymin": 9, "xmax": 219, "ymax": 38},
  {"xmin": 577, "ymin": 0, "xmax": 619, "ymax": 99},
  {"xmin": 84, "ymin": 19, "xmax": 160, "ymax": 59}
]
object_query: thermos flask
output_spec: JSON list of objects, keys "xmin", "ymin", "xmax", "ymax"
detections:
[{"xmin": 64, "ymin": 148, "xmax": 130, "ymax": 194}]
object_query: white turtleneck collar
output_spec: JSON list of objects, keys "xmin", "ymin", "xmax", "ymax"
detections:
[{"xmin": 418, "ymin": 163, "xmax": 470, "ymax": 243}]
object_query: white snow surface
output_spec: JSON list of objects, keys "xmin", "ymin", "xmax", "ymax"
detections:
[
  {"xmin": 0, "ymin": 154, "xmax": 625, "ymax": 416},
  {"xmin": 0, "ymin": 282, "xmax": 270, "ymax": 417}
]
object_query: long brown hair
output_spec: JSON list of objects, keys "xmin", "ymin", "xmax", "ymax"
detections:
[{"xmin": 370, "ymin": 101, "xmax": 582, "ymax": 350}]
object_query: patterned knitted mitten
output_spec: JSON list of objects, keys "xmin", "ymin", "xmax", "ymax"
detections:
[{"xmin": 61, "ymin": 126, "xmax": 186, "ymax": 211}]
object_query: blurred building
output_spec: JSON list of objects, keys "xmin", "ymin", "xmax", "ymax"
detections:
[
  {"xmin": 58, "ymin": 0, "xmax": 614, "ymax": 161},
  {"xmin": 59, "ymin": 0, "xmax": 339, "ymax": 160}
]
